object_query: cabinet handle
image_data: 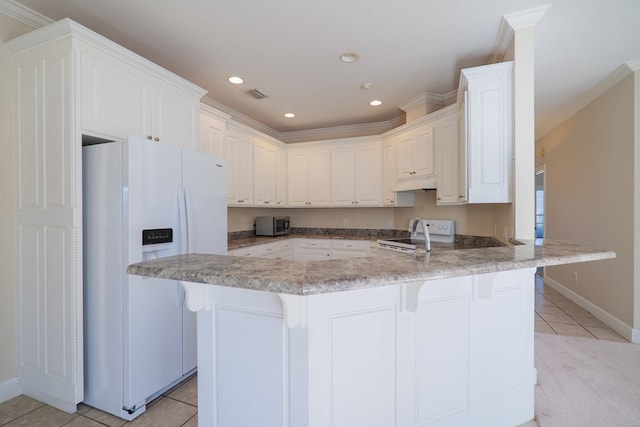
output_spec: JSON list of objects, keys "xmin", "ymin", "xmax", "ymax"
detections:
[
  {"xmin": 264, "ymin": 201, "xmax": 269, "ymax": 204},
  {"xmin": 154, "ymin": 137, "xmax": 160, "ymax": 142}
]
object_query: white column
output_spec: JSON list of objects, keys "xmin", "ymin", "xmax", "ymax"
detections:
[{"xmin": 505, "ymin": 5, "xmax": 550, "ymax": 241}]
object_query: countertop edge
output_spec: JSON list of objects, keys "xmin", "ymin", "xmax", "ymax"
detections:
[{"xmin": 128, "ymin": 240, "xmax": 616, "ymax": 296}]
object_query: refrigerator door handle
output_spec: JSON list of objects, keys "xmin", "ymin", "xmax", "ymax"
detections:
[
  {"xmin": 183, "ymin": 187, "xmax": 193, "ymax": 253},
  {"xmin": 178, "ymin": 187, "xmax": 188, "ymax": 254}
]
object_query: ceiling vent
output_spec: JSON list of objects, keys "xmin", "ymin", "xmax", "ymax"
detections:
[{"xmin": 247, "ymin": 89, "xmax": 267, "ymax": 100}]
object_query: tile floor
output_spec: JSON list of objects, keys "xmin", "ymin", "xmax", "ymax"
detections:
[
  {"xmin": 0, "ymin": 275, "xmax": 629, "ymax": 427},
  {"xmin": 534, "ymin": 274, "xmax": 628, "ymax": 342}
]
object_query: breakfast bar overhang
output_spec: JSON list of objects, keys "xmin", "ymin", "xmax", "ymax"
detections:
[{"xmin": 128, "ymin": 241, "xmax": 615, "ymax": 427}]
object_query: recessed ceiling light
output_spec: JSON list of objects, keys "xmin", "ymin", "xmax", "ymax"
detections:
[
  {"xmin": 339, "ymin": 52, "xmax": 359, "ymax": 63},
  {"xmin": 361, "ymin": 82, "xmax": 373, "ymax": 90},
  {"xmin": 228, "ymin": 76, "xmax": 244, "ymax": 84},
  {"xmin": 284, "ymin": 113, "xmax": 295, "ymax": 118},
  {"xmin": 370, "ymin": 100, "xmax": 383, "ymax": 106}
]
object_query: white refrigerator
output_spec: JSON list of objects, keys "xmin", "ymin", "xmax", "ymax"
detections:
[{"xmin": 82, "ymin": 136, "xmax": 227, "ymax": 420}]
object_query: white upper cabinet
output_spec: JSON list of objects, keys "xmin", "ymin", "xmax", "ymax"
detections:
[
  {"xmin": 81, "ymin": 50, "xmax": 204, "ymax": 148},
  {"xmin": 458, "ymin": 61, "xmax": 513, "ymax": 203},
  {"xmin": 288, "ymin": 145, "xmax": 331, "ymax": 207},
  {"xmin": 331, "ymin": 139, "xmax": 382, "ymax": 207},
  {"xmin": 381, "ymin": 139, "xmax": 415, "ymax": 207},
  {"xmin": 253, "ymin": 137, "xmax": 277, "ymax": 206},
  {"xmin": 274, "ymin": 148, "xmax": 287, "ymax": 207},
  {"xmin": 199, "ymin": 106, "xmax": 230, "ymax": 157},
  {"xmin": 396, "ymin": 124, "xmax": 435, "ymax": 181},
  {"xmin": 226, "ymin": 129, "xmax": 254, "ymax": 206},
  {"xmin": 435, "ymin": 107, "xmax": 462, "ymax": 205}
]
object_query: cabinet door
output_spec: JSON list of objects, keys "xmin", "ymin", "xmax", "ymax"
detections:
[
  {"xmin": 288, "ymin": 150, "xmax": 310, "ymax": 206},
  {"xmin": 381, "ymin": 140, "xmax": 396, "ymax": 206},
  {"xmin": 254, "ymin": 140, "xmax": 276, "ymax": 206},
  {"xmin": 81, "ymin": 51, "xmax": 148, "ymax": 139},
  {"xmin": 331, "ymin": 146, "xmax": 356, "ymax": 206},
  {"xmin": 355, "ymin": 143, "xmax": 381, "ymax": 206},
  {"xmin": 15, "ymin": 45, "xmax": 84, "ymax": 412},
  {"xmin": 227, "ymin": 134, "xmax": 254, "ymax": 206},
  {"xmin": 199, "ymin": 113, "xmax": 227, "ymax": 157},
  {"xmin": 464, "ymin": 62, "xmax": 512, "ymax": 203},
  {"xmin": 307, "ymin": 149, "xmax": 331, "ymax": 206},
  {"xmin": 152, "ymin": 85, "xmax": 200, "ymax": 148},
  {"xmin": 435, "ymin": 112, "xmax": 461, "ymax": 205},
  {"xmin": 413, "ymin": 126, "xmax": 435, "ymax": 178},
  {"xmin": 396, "ymin": 134, "xmax": 414, "ymax": 180},
  {"xmin": 274, "ymin": 148, "xmax": 287, "ymax": 206}
]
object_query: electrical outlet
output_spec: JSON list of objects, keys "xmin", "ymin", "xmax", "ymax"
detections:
[
  {"xmin": 574, "ymin": 272, "xmax": 578, "ymax": 282},
  {"xmin": 344, "ymin": 219, "xmax": 349, "ymax": 227},
  {"xmin": 386, "ymin": 219, "xmax": 393, "ymax": 228}
]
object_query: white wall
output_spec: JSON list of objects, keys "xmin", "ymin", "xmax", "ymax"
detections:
[
  {"xmin": 537, "ymin": 73, "xmax": 635, "ymax": 328},
  {"xmin": 0, "ymin": 13, "xmax": 32, "ymax": 388}
]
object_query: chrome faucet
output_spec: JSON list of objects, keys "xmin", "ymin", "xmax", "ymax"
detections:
[{"xmin": 410, "ymin": 218, "xmax": 431, "ymax": 254}]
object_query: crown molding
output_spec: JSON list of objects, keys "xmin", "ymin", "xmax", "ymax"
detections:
[
  {"xmin": 279, "ymin": 120, "xmax": 396, "ymax": 144},
  {"xmin": 626, "ymin": 57, "xmax": 640, "ymax": 72},
  {"xmin": 537, "ymin": 58, "xmax": 640, "ymax": 140},
  {"xmin": 489, "ymin": 4, "xmax": 551, "ymax": 64},
  {"xmin": 399, "ymin": 92, "xmax": 447, "ymax": 112},
  {"xmin": 0, "ymin": 0, "xmax": 52, "ymax": 28},
  {"xmin": 201, "ymin": 96, "xmax": 280, "ymax": 140},
  {"xmin": 572, "ymin": 60, "xmax": 639, "ymax": 118}
]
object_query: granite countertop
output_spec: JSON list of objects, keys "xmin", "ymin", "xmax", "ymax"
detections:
[{"xmin": 128, "ymin": 240, "xmax": 615, "ymax": 296}]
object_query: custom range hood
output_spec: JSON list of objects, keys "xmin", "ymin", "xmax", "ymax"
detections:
[{"xmin": 392, "ymin": 175, "xmax": 437, "ymax": 192}]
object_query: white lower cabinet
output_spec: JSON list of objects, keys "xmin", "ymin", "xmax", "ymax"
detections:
[
  {"xmin": 190, "ymin": 268, "xmax": 536, "ymax": 427},
  {"xmin": 229, "ymin": 238, "xmax": 370, "ymax": 261}
]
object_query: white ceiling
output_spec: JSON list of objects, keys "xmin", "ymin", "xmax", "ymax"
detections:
[{"xmin": 8, "ymin": 0, "xmax": 640, "ymax": 140}]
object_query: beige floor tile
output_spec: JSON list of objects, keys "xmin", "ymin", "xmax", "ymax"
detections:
[
  {"xmin": 182, "ymin": 414, "xmax": 198, "ymax": 427},
  {"xmin": 544, "ymin": 298, "xmax": 580, "ymax": 309},
  {"xmin": 166, "ymin": 375, "xmax": 197, "ymax": 406},
  {"xmin": 0, "ymin": 395, "xmax": 44, "ymax": 425},
  {"xmin": 3, "ymin": 405, "xmax": 77, "ymax": 427},
  {"xmin": 570, "ymin": 314, "xmax": 606, "ymax": 328},
  {"xmin": 64, "ymin": 416, "xmax": 105, "ymax": 427},
  {"xmin": 535, "ymin": 320, "xmax": 556, "ymax": 334},
  {"xmin": 535, "ymin": 304, "xmax": 564, "ymax": 315},
  {"xmin": 82, "ymin": 407, "xmax": 127, "ymax": 427},
  {"xmin": 126, "ymin": 397, "xmax": 196, "ymax": 427},
  {"xmin": 547, "ymin": 322, "xmax": 595, "ymax": 338},
  {"xmin": 585, "ymin": 326, "xmax": 628, "ymax": 342},
  {"xmin": 74, "ymin": 403, "xmax": 92, "ymax": 416},
  {"xmin": 558, "ymin": 304, "xmax": 591, "ymax": 317},
  {"xmin": 538, "ymin": 312, "xmax": 578, "ymax": 325}
]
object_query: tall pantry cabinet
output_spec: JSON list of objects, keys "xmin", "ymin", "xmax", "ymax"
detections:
[{"xmin": 6, "ymin": 18, "xmax": 206, "ymax": 413}]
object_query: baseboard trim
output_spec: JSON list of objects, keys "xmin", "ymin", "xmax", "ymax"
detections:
[
  {"xmin": 543, "ymin": 275, "xmax": 637, "ymax": 343},
  {"xmin": 0, "ymin": 377, "xmax": 21, "ymax": 403}
]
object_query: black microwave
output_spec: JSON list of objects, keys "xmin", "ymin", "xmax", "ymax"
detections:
[{"xmin": 255, "ymin": 216, "xmax": 291, "ymax": 236}]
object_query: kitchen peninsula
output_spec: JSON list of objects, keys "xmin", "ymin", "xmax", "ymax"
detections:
[{"xmin": 128, "ymin": 240, "xmax": 614, "ymax": 427}]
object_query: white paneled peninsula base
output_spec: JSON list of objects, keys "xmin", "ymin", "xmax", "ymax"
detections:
[{"xmin": 128, "ymin": 241, "xmax": 614, "ymax": 427}]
